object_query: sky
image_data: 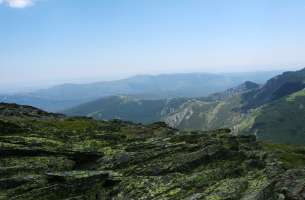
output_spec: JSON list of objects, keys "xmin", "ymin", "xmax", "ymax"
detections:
[{"xmin": 1, "ymin": 0, "xmax": 305, "ymax": 92}]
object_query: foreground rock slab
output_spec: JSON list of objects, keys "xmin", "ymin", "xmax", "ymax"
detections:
[{"xmin": 0, "ymin": 103, "xmax": 305, "ymax": 199}]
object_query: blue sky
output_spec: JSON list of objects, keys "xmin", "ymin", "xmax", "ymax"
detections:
[{"xmin": 1, "ymin": 0, "xmax": 305, "ymax": 91}]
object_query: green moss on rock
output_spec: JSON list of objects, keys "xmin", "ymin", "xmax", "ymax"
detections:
[{"xmin": 1, "ymin": 103, "xmax": 305, "ymax": 199}]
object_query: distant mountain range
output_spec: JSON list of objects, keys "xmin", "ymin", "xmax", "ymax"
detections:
[
  {"xmin": 63, "ymin": 81, "xmax": 257, "ymax": 129},
  {"xmin": 64, "ymin": 68, "xmax": 305, "ymax": 145},
  {"xmin": 0, "ymin": 71, "xmax": 281, "ymax": 112},
  {"xmin": 5, "ymin": 68, "xmax": 305, "ymax": 145}
]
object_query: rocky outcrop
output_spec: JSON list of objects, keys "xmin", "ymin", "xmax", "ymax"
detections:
[
  {"xmin": 1, "ymin": 103, "xmax": 305, "ymax": 199},
  {"xmin": 272, "ymin": 169, "xmax": 305, "ymax": 199}
]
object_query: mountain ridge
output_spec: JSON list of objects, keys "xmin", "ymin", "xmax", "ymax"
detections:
[
  {"xmin": 64, "ymin": 68, "xmax": 305, "ymax": 145},
  {"xmin": 1, "ymin": 71, "xmax": 281, "ymax": 112}
]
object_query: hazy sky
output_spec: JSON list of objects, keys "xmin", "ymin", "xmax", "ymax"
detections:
[{"xmin": 1, "ymin": 0, "xmax": 305, "ymax": 91}]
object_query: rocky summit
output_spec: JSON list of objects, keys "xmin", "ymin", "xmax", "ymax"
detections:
[{"xmin": 1, "ymin": 103, "xmax": 305, "ymax": 199}]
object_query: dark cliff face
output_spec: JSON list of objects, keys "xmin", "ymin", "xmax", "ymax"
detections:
[{"xmin": 1, "ymin": 103, "xmax": 305, "ymax": 199}]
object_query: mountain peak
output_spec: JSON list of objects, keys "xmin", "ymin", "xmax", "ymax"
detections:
[
  {"xmin": 226, "ymin": 81, "xmax": 260, "ymax": 95},
  {"xmin": 241, "ymin": 81, "xmax": 260, "ymax": 89},
  {"xmin": 242, "ymin": 68, "xmax": 305, "ymax": 109}
]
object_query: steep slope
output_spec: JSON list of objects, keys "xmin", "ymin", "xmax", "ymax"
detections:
[
  {"xmin": 1, "ymin": 71, "xmax": 280, "ymax": 112},
  {"xmin": 239, "ymin": 89, "xmax": 305, "ymax": 145},
  {"xmin": 173, "ymin": 68, "xmax": 305, "ymax": 145},
  {"xmin": 242, "ymin": 68, "xmax": 305, "ymax": 109},
  {"xmin": 64, "ymin": 96, "xmax": 188, "ymax": 124},
  {"xmin": 165, "ymin": 95, "xmax": 245, "ymax": 131},
  {"xmin": 2, "ymin": 103, "xmax": 305, "ymax": 199},
  {"xmin": 64, "ymin": 81, "xmax": 257, "ymax": 129},
  {"xmin": 164, "ymin": 81, "xmax": 260, "ymax": 130},
  {"xmin": 64, "ymin": 68, "xmax": 305, "ymax": 145},
  {"xmin": 204, "ymin": 81, "xmax": 260, "ymax": 101}
]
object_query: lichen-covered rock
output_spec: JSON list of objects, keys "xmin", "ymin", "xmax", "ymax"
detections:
[
  {"xmin": 0, "ymin": 103, "xmax": 305, "ymax": 199},
  {"xmin": 272, "ymin": 169, "xmax": 305, "ymax": 199}
]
